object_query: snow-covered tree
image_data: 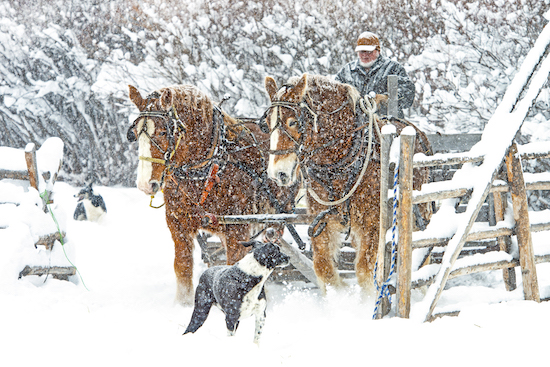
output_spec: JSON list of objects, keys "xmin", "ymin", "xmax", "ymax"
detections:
[{"xmin": 0, "ymin": 0, "xmax": 548, "ymax": 186}]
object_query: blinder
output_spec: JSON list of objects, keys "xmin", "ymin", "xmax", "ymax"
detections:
[
  {"xmin": 261, "ymin": 102, "xmax": 309, "ymax": 134},
  {"xmin": 127, "ymin": 108, "xmax": 187, "ymax": 170},
  {"xmin": 257, "ymin": 109, "xmax": 271, "ymax": 134},
  {"xmin": 127, "ymin": 122, "xmax": 138, "ymax": 142}
]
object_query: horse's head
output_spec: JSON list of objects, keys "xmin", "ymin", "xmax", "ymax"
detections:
[
  {"xmin": 263, "ymin": 75, "xmax": 308, "ymax": 186},
  {"xmin": 128, "ymin": 85, "xmax": 219, "ymax": 195},
  {"xmin": 263, "ymin": 74, "xmax": 359, "ymax": 187},
  {"xmin": 129, "ymin": 85, "xmax": 213, "ymax": 195},
  {"xmin": 127, "ymin": 85, "xmax": 168, "ymax": 195}
]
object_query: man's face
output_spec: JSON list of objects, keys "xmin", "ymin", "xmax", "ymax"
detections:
[{"xmin": 357, "ymin": 49, "xmax": 379, "ymax": 68}]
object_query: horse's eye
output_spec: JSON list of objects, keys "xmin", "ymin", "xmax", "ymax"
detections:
[
  {"xmin": 288, "ymin": 119, "xmax": 298, "ymax": 128},
  {"xmin": 158, "ymin": 130, "xmax": 167, "ymax": 137}
]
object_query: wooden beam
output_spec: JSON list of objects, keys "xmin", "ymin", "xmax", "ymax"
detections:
[
  {"xmin": 0, "ymin": 169, "xmax": 29, "ymax": 180},
  {"xmin": 215, "ymin": 213, "xmax": 316, "ymax": 225},
  {"xmin": 24, "ymin": 143, "xmax": 38, "ymax": 191},
  {"xmin": 413, "ymin": 186, "xmax": 472, "ymax": 204},
  {"xmin": 375, "ymin": 127, "xmax": 395, "ymax": 319},
  {"xmin": 396, "ymin": 130, "xmax": 415, "ymax": 318},
  {"xmin": 505, "ymin": 144, "xmax": 540, "ymax": 302},
  {"xmin": 277, "ymin": 238, "xmax": 319, "ymax": 287},
  {"xmin": 413, "ymin": 153, "xmax": 484, "ymax": 168},
  {"xmin": 18, "ymin": 265, "xmax": 75, "ymax": 281},
  {"xmin": 412, "ymin": 258, "xmax": 520, "ymax": 290},
  {"xmin": 493, "ymin": 190, "xmax": 517, "ymax": 291},
  {"xmin": 34, "ymin": 231, "xmax": 66, "ymax": 251},
  {"xmin": 416, "ymin": 155, "xmax": 504, "ymax": 322},
  {"xmin": 387, "ymin": 75, "xmax": 398, "ymax": 117}
]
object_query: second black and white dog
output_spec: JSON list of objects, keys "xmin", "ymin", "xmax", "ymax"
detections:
[
  {"xmin": 184, "ymin": 240, "xmax": 289, "ymax": 344},
  {"xmin": 73, "ymin": 183, "xmax": 107, "ymax": 222}
]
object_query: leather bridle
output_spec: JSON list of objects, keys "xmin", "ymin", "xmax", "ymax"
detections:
[{"xmin": 127, "ymin": 105, "xmax": 225, "ymax": 182}]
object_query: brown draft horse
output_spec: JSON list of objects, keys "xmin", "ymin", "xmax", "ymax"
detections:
[
  {"xmin": 264, "ymin": 73, "xmax": 432, "ymax": 296},
  {"xmin": 128, "ymin": 84, "xmax": 296, "ymax": 306}
]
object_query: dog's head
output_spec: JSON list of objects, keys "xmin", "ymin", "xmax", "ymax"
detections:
[
  {"xmin": 74, "ymin": 183, "xmax": 94, "ymax": 202},
  {"xmin": 242, "ymin": 241, "xmax": 290, "ymax": 269}
]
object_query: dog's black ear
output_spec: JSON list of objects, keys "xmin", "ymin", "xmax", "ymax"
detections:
[{"xmin": 240, "ymin": 240, "xmax": 264, "ymax": 248}]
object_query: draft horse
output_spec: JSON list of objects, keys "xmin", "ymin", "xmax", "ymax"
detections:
[
  {"xmin": 128, "ymin": 84, "xmax": 295, "ymax": 305},
  {"xmin": 263, "ymin": 73, "xmax": 432, "ymax": 296}
]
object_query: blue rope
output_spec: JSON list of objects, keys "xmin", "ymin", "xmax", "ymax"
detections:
[{"xmin": 372, "ymin": 160, "xmax": 399, "ymax": 319}]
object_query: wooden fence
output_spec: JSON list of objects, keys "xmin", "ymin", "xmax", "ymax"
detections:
[
  {"xmin": 0, "ymin": 138, "xmax": 74, "ymax": 280},
  {"xmin": 378, "ymin": 129, "xmax": 550, "ymax": 321}
]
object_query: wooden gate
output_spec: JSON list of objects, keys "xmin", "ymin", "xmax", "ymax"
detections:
[{"xmin": 377, "ymin": 20, "xmax": 550, "ymax": 321}]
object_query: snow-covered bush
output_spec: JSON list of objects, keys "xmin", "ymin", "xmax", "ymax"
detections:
[{"xmin": 0, "ymin": 0, "xmax": 549, "ymax": 186}]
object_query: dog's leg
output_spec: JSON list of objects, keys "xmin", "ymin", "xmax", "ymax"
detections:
[
  {"xmin": 225, "ymin": 317, "xmax": 240, "ymax": 336},
  {"xmin": 183, "ymin": 274, "xmax": 215, "ymax": 335},
  {"xmin": 253, "ymin": 301, "xmax": 267, "ymax": 344}
]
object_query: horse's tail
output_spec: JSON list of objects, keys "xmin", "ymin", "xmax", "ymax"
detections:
[{"xmin": 183, "ymin": 279, "xmax": 215, "ymax": 335}]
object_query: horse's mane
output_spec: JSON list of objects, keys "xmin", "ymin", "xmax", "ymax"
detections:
[
  {"xmin": 281, "ymin": 74, "xmax": 360, "ymax": 111},
  {"xmin": 157, "ymin": 85, "xmax": 214, "ymax": 123},
  {"xmin": 156, "ymin": 85, "xmax": 244, "ymax": 139}
]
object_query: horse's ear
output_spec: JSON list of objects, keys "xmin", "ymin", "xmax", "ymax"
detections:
[
  {"xmin": 128, "ymin": 85, "xmax": 145, "ymax": 111},
  {"xmin": 265, "ymin": 76, "xmax": 278, "ymax": 101},
  {"xmin": 160, "ymin": 88, "xmax": 173, "ymax": 110},
  {"xmin": 293, "ymin": 74, "xmax": 308, "ymax": 100}
]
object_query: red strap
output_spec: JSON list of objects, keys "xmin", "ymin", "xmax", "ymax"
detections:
[{"xmin": 199, "ymin": 163, "xmax": 220, "ymax": 205}]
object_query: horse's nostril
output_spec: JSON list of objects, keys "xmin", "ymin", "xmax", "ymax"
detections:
[{"xmin": 151, "ymin": 182, "xmax": 160, "ymax": 194}]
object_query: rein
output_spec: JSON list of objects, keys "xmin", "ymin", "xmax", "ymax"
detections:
[{"xmin": 306, "ymin": 96, "xmax": 380, "ymax": 207}]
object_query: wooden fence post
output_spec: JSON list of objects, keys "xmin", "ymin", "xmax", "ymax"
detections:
[
  {"xmin": 24, "ymin": 143, "xmax": 39, "ymax": 191},
  {"xmin": 388, "ymin": 75, "xmax": 398, "ymax": 118},
  {"xmin": 505, "ymin": 143, "xmax": 540, "ymax": 302},
  {"xmin": 492, "ymin": 190, "xmax": 517, "ymax": 291},
  {"xmin": 396, "ymin": 129, "xmax": 415, "ymax": 318},
  {"xmin": 375, "ymin": 125, "xmax": 396, "ymax": 319}
]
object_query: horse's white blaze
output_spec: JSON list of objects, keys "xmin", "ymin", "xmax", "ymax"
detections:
[
  {"xmin": 267, "ymin": 107, "xmax": 299, "ymax": 186},
  {"xmin": 136, "ymin": 119, "xmax": 155, "ymax": 194},
  {"xmin": 267, "ymin": 109, "xmax": 280, "ymax": 181}
]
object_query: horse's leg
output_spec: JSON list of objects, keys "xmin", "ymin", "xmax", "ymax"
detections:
[
  {"xmin": 352, "ymin": 203, "xmax": 380, "ymax": 298},
  {"xmin": 166, "ymin": 212, "xmax": 196, "ymax": 306},
  {"xmin": 311, "ymin": 221, "xmax": 344, "ymax": 294},
  {"xmin": 352, "ymin": 166, "xmax": 381, "ymax": 298},
  {"xmin": 221, "ymin": 225, "xmax": 251, "ymax": 265},
  {"xmin": 173, "ymin": 234, "xmax": 195, "ymax": 306}
]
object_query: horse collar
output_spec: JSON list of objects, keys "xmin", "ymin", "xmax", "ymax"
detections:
[{"xmin": 170, "ymin": 106, "xmax": 228, "ymax": 181}]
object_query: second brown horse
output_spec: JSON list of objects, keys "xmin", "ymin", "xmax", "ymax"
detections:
[{"xmin": 264, "ymin": 73, "xmax": 431, "ymax": 297}]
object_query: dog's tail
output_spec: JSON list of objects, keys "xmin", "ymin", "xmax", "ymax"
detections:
[{"xmin": 183, "ymin": 281, "xmax": 215, "ymax": 335}]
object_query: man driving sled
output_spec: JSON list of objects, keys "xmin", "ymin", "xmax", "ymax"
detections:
[{"xmin": 335, "ymin": 31, "xmax": 415, "ymax": 118}]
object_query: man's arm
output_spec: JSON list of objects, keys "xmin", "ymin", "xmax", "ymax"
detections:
[{"xmin": 335, "ymin": 64, "xmax": 351, "ymax": 85}]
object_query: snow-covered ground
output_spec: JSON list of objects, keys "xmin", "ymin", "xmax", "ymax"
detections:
[{"xmin": 2, "ymin": 181, "xmax": 550, "ymax": 366}]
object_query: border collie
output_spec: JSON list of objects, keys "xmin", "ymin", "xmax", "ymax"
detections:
[
  {"xmin": 184, "ymin": 241, "xmax": 289, "ymax": 344},
  {"xmin": 73, "ymin": 183, "xmax": 107, "ymax": 222}
]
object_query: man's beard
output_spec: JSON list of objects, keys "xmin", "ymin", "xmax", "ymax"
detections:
[{"xmin": 359, "ymin": 60, "xmax": 376, "ymax": 68}]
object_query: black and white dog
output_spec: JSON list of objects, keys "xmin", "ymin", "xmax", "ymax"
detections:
[
  {"xmin": 73, "ymin": 183, "xmax": 107, "ymax": 222},
  {"xmin": 184, "ymin": 240, "xmax": 289, "ymax": 344}
]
